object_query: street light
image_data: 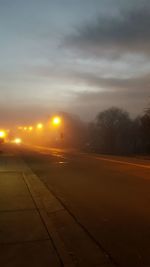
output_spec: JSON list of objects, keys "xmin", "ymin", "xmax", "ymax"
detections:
[
  {"xmin": 52, "ymin": 116, "xmax": 61, "ymax": 126},
  {"xmin": 51, "ymin": 116, "xmax": 64, "ymax": 143},
  {"xmin": 36, "ymin": 123, "xmax": 43, "ymax": 129},
  {"xmin": 28, "ymin": 126, "xmax": 33, "ymax": 131},
  {"xmin": 0, "ymin": 130, "xmax": 6, "ymax": 138},
  {"xmin": 0, "ymin": 130, "xmax": 6, "ymax": 144}
]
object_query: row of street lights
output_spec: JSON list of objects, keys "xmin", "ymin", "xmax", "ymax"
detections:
[
  {"xmin": 0, "ymin": 116, "xmax": 62, "ymax": 145},
  {"xmin": 17, "ymin": 116, "xmax": 61, "ymax": 133}
]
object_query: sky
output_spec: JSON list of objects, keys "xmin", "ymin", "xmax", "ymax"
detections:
[{"xmin": 0, "ymin": 0, "xmax": 150, "ymax": 125}]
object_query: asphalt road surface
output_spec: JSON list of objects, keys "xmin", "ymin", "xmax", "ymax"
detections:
[{"xmin": 19, "ymin": 144, "xmax": 150, "ymax": 267}]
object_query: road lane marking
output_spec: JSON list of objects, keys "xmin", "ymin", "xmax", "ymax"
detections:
[
  {"xmin": 89, "ymin": 156, "xmax": 150, "ymax": 169},
  {"xmin": 23, "ymin": 144, "xmax": 67, "ymax": 159},
  {"xmin": 23, "ymin": 144, "xmax": 150, "ymax": 170}
]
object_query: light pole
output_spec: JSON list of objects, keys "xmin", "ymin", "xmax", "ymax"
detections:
[{"xmin": 51, "ymin": 116, "xmax": 64, "ymax": 143}]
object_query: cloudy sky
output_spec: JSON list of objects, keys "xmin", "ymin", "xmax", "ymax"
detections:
[{"xmin": 0, "ymin": 0, "xmax": 150, "ymax": 125}]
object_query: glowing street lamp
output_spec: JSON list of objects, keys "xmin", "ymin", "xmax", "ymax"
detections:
[
  {"xmin": 28, "ymin": 126, "xmax": 33, "ymax": 131},
  {"xmin": 36, "ymin": 123, "xmax": 43, "ymax": 129},
  {"xmin": 0, "ymin": 131, "xmax": 6, "ymax": 138},
  {"xmin": 52, "ymin": 116, "xmax": 61, "ymax": 126}
]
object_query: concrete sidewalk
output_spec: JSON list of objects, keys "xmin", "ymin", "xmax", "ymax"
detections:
[
  {"xmin": 0, "ymin": 148, "xmax": 61, "ymax": 267},
  {"xmin": 0, "ymin": 146, "xmax": 116, "ymax": 267}
]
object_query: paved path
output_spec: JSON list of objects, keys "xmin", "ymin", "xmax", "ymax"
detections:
[
  {"xmin": 20, "ymin": 144, "xmax": 150, "ymax": 267},
  {"xmin": 0, "ymin": 148, "xmax": 61, "ymax": 267},
  {"xmin": 0, "ymin": 145, "xmax": 115, "ymax": 267}
]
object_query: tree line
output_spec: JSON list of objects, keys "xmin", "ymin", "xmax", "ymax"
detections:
[
  {"xmin": 83, "ymin": 106, "xmax": 150, "ymax": 155},
  {"xmin": 59, "ymin": 107, "xmax": 150, "ymax": 156}
]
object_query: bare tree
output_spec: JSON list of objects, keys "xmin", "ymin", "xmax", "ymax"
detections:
[
  {"xmin": 92, "ymin": 107, "xmax": 133, "ymax": 154},
  {"xmin": 141, "ymin": 106, "xmax": 150, "ymax": 153}
]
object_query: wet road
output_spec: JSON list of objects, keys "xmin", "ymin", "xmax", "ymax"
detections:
[{"xmin": 20, "ymin": 144, "xmax": 150, "ymax": 267}]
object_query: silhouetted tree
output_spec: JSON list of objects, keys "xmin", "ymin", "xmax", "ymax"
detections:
[
  {"xmin": 130, "ymin": 117, "xmax": 143, "ymax": 154},
  {"xmin": 141, "ymin": 107, "xmax": 150, "ymax": 153},
  {"xmin": 92, "ymin": 107, "xmax": 133, "ymax": 154},
  {"xmin": 85, "ymin": 122, "xmax": 100, "ymax": 152}
]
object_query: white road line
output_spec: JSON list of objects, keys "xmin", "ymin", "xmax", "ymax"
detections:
[
  {"xmin": 87, "ymin": 155, "xmax": 150, "ymax": 169},
  {"xmin": 24, "ymin": 144, "xmax": 150, "ymax": 169}
]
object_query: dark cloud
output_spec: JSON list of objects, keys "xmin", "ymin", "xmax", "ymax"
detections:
[
  {"xmin": 66, "ymin": 70, "xmax": 149, "ymax": 119},
  {"xmin": 65, "ymin": 1, "xmax": 150, "ymax": 58},
  {"xmin": 71, "ymin": 71, "xmax": 150, "ymax": 93}
]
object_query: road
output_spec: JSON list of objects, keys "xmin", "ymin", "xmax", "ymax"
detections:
[{"xmin": 18, "ymin": 144, "xmax": 150, "ymax": 267}]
